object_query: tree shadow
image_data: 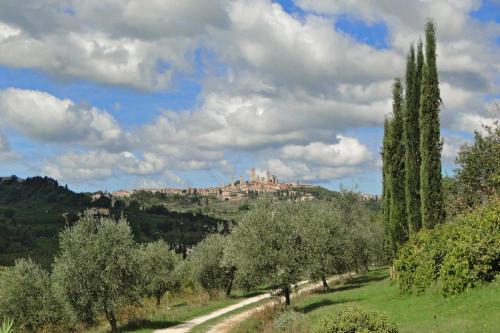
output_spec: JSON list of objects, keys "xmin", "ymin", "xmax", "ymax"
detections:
[
  {"xmin": 121, "ymin": 319, "xmax": 182, "ymax": 332},
  {"xmin": 296, "ymin": 297, "xmax": 359, "ymax": 314},
  {"xmin": 319, "ymin": 269, "xmax": 388, "ymax": 295},
  {"xmin": 231, "ymin": 290, "xmax": 266, "ymax": 299}
]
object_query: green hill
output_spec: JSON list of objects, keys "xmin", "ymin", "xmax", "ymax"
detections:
[{"xmin": 0, "ymin": 176, "xmax": 230, "ymax": 268}]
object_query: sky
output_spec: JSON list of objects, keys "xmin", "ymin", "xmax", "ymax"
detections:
[{"xmin": 0, "ymin": 0, "xmax": 499, "ymax": 194}]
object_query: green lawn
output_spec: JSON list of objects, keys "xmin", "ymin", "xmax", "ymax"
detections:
[{"xmin": 232, "ymin": 268, "xmax": 500, "ymax": 333}]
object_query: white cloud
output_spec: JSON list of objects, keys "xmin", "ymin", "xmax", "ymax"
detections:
[
  {"xmin": 0, "ymin": 130, "xmax": 18, "ymax": 161},
  {"xmin": 264, "ymin": 135, "xmax": 374, "ymax": 182},
  {"xmin": 0, "ymin": 0, "xmax": 498, "ymax": 186},
  {"xmin": 41, "ymin": 150, "xmax": 168, "ymax": 182},
  {"xmin": 0, "ymin": 88, "xmax": 126, "ymax": 151},
  {"xmin": 281, "ymin": 135, "xmax": 373, "ymax": 167},
  {"xmin": 0, "ymin": 0, "xmax": 229, "ymax": 90},
  {"xmin": 442, "ymin": 136, "xmax": 468, "ymax": 163},
  {"xmin": 266, "ymin": 158, "xmax": 367, "ymax": 182}
]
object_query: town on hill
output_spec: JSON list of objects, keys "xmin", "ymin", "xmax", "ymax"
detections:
[{"xmin": 111, "ymin": 168, "xmax": 320, "ymax": 201}]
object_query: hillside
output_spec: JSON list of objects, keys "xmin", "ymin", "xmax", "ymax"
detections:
[{"xmin": 0, "ymin": 176, "xmax": 231, "ymax": 267}]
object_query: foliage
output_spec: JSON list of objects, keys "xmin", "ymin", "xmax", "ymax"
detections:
[
  {"xmin": 303, "ymin": 201, "xmax": 347, "ymax": 288},
  {"xmin": 419, "ymin": 20, "xmax": 445, "ymax": 228},
  {"xmin": 137, "ymin": 240, "xmax": 181, "ymax": 305},
  {"xmin": 395, "ymin": 198, "xmax": 500, "ymax": 296},
  {"xmin": 388, "ymin": 78, "xmax": 408, "ymax": 254},
  {"xmin": 52, "ymin": 215, "xmax": 141, "ymax": 332},
  {"xmin": 382, "ymin": 79, "xmax": 408, "ymax": 260},
  {"xmin": 273, "ymin": 310, "xmax": 308, "ymax": 332},
  {"xmin": 0, "ymin": 258, "xmax": 61, "ymax": 331},
  {"xmin": 314, "ymin": 307, "xmax": 398, "ymax": 333},
  {"xmin": 437, "ymin": 200, "xmax": 500, "ymax": 295},
  {"xmin": 190, "ymin": 233, "xmax": 236, "ymax": 297},
  {"xmin": 382, "ymin": 118, "xmax": 392, "ymax": 260},
  {"xmin": 227, "ymin": 198, "xmax": 308, "ymax": 305},
  {"xmin": 445, "ymin": 122, "xmax": 500, "ymax": 216},
  {"xmin": 404, "ymin": 42, "xmax": 423, "ymax": 236}
]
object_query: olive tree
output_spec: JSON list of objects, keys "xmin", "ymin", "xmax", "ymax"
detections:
[
  {"xmin": 137, "ymin": 240, "xmax": 180, "ymax": 306},
  {"xmin": 303, "ymin": 201, "xmax": 347, "ymax": 290},
  {"xmin": 227, "ymin": 199, "xmax": 307, "ymax": 306},
  {"xmin": 190, "ymin": 233, "xmax": 236, "ymax": 297},
  {"xmin": 52, "ymin": 215, "xmax": 140, "ymax": 332},
  {"xmin": 0, "ymin": 258, "xmax": 61, "ymax": 331}
]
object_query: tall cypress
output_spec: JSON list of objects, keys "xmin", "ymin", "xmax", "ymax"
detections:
[
  {"xmin": 403, "ymin": 45, "xmax": 422, "ymax": 235},
  {"xmin": 382, "ymin": 118, "xmax": 393, "ymax": 258},
  {"xmin": 416, "ymin": 40, "xmax": 424, "ymax": 103},
  {"xmin": 419, "ymin": 20, "xmax": 444, "ymax": 228},
  {"xmin": 389, "ymin": 78, "xmax": 407, "ymax": 256}
]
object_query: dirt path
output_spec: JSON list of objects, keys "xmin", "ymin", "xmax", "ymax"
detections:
[
  {"xmin": 205, "ymin": 278, "xmax": 340, "ymax": 333},
  {"xmin": 153, "ymin": 281, "xmax": 311, "ymax": 333},
  {"xmin": 154, "ymin": 276, "xmax": 343, "ymax": 333}
]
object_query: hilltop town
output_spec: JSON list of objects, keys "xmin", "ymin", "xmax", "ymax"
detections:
[{"xmin": 112, "ymin": 168, "xmax": 316, "ymax": 201}]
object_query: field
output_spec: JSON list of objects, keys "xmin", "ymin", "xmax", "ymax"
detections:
[{"xmin": 231, "ymin": 268, "xmax": 500, "ymax": 333}]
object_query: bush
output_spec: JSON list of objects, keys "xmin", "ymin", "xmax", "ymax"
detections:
[
  {"xmin": 314, "ymin": 307, "xmax": 398, "ymax": 333},
  {"xmin": 437, "ymin": 201, "xmax": 500, "ymax": 295},
  {"xmin": 0, "ymin": 258, "xmax": 62, "ymax": 331},
  {"xmin": 273, "ymin": 310, "xmax": 308, "ymax": 332},
  {"xmin": 395, "ymin": 198, "xmax": 500, "ymax": 296},
  {"xmin": 394, "ymin": 227, "xmax": 448, "ymax": 294}
]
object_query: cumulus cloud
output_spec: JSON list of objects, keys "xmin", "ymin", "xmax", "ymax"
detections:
[
  {"xmin": 0, "ymin": 130, "xmax": 18, "ymax": 161},
  {"xmin": 41, "ymin": 150, "xmax": 167, "ymax": 182},
  {"xmin": 0, "ymin": 0, "xmax": 498, "ymax": 187},
  {"xmin": 281, "ymin": 135, "xmax": 373, "ymax": 167},
  {"xmin": 264, "ymin": 135, "xmax": 374, "ymax": 182},
  {"xmin": 0, "ymin": 0, "xmax": 229, "ymax": 90},
  {"xmin": 0, "ymin": 88, "xmax": 127, "ymax": 151}
]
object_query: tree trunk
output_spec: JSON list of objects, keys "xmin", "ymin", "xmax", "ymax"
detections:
[
  {"xmin": 283, "ymin": 285, "xmax": 291, "ymax": 306},
  {"xmin": 104, "ymin": 304, "xmax": 118, "ymax": 333},
  {"xmin": 182, "ymin": 244, "xmax": 187, "ymax": 260},
  {"xmin": 225, "ymin": 267, "xmax": 236, "ymax": 297},
  {"xmin": 156, "ymin": 292, "xmax": 162, "ymax": 307},
  {"xmin": 321, "ymin": 275, "xmax": 329, "ymax": 290}
]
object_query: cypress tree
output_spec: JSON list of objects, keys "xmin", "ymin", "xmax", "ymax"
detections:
[
  {"xmin": 416, "ymin": 40, "xmax": 424, "ymax": 103},
  {"xmin": 389, "ymin": 78, "xmax": 407, "ymax": 256},
  {"xmin": 382, "ymin": 118, "xmax": 392, "ymax": 258},
  {"xmin": 403, "ymin": 45, "xmax": 421, "ymax": 235},
  {"xmin": 419, "ymin": 20, "xmax": 445, "ymax": 228}
]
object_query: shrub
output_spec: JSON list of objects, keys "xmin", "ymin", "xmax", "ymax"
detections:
[
  {"xmin": 395, "ymin": 198, "xmax": 500, "ymax": 296},
  {"xmin": 437, "ymin": 201, "xmax": 500, "ymax": 295},
  {"xmin": 273, "ymin": 310, "xmax": 308, "ymax": 332},
  {"xmin": 314, "ymin": 307, "xmax": 398, "ymax": 333},
  {"xmin": 394, "ymin": 227, "xmax": 448, "ymax": 294},
  {"xmin": 0, "ymin": 258, "xmax": 62, "ymax": 331}
]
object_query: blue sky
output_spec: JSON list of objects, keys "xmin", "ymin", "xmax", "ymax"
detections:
[{"xmin": 0, "ymin": 0, "xmax": 498, "ymax": 194}]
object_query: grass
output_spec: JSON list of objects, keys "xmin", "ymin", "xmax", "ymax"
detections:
[
  {"xmin": 230, "ymin": 268, "xmax": 500, "ymax": 333},
  {"xmin": 83, "ymin": 288, "xmax": 268, "ymax": 333}
]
